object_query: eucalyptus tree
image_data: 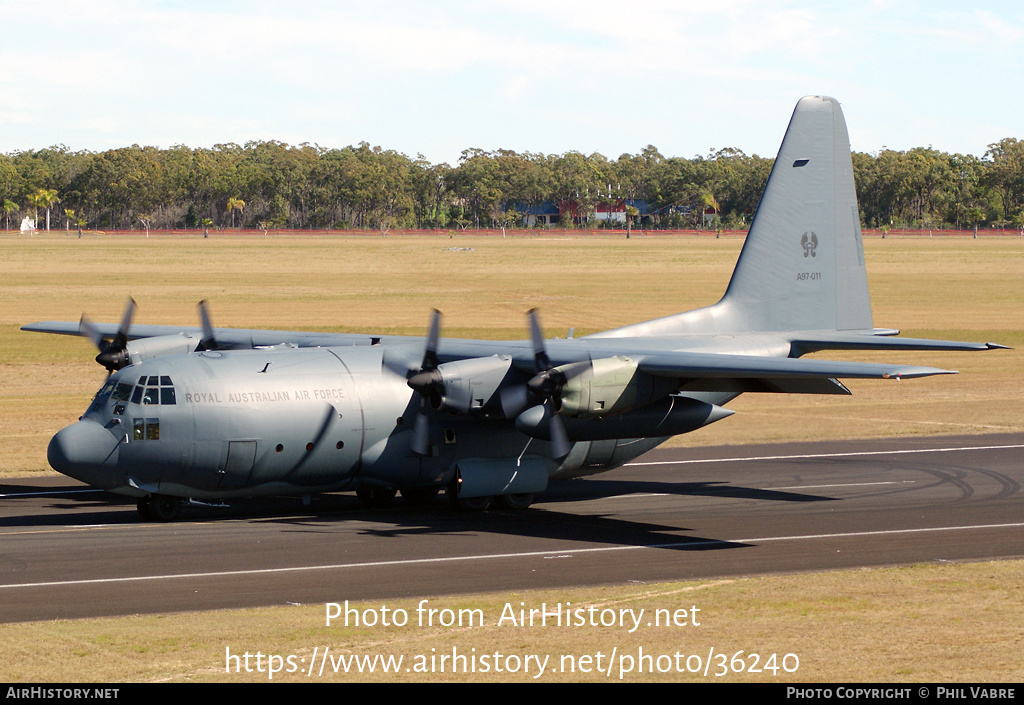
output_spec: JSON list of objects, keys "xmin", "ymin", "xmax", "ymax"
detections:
[
  {"xmin": 409, "ymin": 156, "xmax": 452, "ymax": 228},
  {"xmin": 983, "ymin": 138, "xmax": 1024, "ymax": 223},
  {"xmin": 545, "ymin": 151, "xmax": 608, "ymax": 226}
]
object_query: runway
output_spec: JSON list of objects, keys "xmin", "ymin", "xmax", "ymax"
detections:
[{"xmin": 1, "ymin": 433, "xmax": 1021, "ymax": 623}]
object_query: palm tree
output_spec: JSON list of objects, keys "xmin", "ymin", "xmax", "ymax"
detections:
[
  {"xmin": 3, "ymin": 199, "xmax": 16, "ymax": 231},
  {"xmin": 26, "ymin": 188, "xmax": 60, "ymax": 231},
  {"xmin": 25, "ymin": 191, "xmax": 44, "ymax": 231},
  {"xmin": 39, "ymin": 188, "xmax": 59, "ymax": 231},
  {"xmin": 227, "ymin": 197, "xmax": 245, "ymax": 228}
]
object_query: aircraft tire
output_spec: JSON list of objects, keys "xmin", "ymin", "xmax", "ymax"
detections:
[
  {"xmin": 495, "ymin": 493, "xmax": 534, "ymax": 510},
  {"xmin": 139, "ymin": 495, "xmax": 182, "ymax": 522},
  {"xmin": 452, "ymin": 495, "xmax": 492, "ymax": 512},
  {"xmin": 400, "ymin": 486, "xmax": 440, "ymax": 506},
  {"xmin": 356, "ymin": 486, "xmax": 398, "ymax": 507}
]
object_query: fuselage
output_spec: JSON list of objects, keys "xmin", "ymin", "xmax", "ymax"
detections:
[{"xmin": 48, "ymin": 343, "xmax": 694, "ymax": 500}]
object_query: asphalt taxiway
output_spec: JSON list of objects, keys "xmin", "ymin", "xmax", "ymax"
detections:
[{"xmin": 1, "ymin": 433, "xmax": 1021, "ymax": 623}]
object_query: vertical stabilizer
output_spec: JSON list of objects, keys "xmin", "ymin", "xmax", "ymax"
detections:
[
  {"xmin": 593, "ymin": 96, "xmax": 872, "ymax": 339},
  {"xmin": 720, "ymin": 95, "xmax": 871, "ymax": 333}
]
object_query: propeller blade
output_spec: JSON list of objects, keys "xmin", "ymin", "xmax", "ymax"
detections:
[
  {"xmin": 423, "ymin": 308, "xmax": 441, "ymax": 371},
  {"xmin": 499, "ymin": 384, "xmax": 529, "ymax": 419},
  {"xmin": 513, "ymin": 403, "xmax": 572, "ymax": 460},
  {"xmin": 408, "ymin": 309, "xmax": 443, "ymax": 456},
  {"xmin": 78, "ymin": 315, "xmax": 104, "ymax": 349},
  {"xmin": 528, "ymin": 308, "xmax": 551, "ymax": 372},
  {"xmin": 111, "ymin": 297, "xmax": 136, "ymax": 352},
  {"xmin": 198, "ymin": 299, "xmax": 217, "ymax": 350},
  {"xmin": 548, "ymin": 413, "xmax": 571, "ymax": 460}
]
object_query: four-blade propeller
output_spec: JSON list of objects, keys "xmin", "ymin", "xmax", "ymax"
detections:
[{"xmin": 79, "ymin": 297, "xmax": 137, "ymax": 375}]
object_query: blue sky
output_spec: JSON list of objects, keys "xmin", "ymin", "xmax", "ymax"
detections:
[{"xmin": 1, "ymin": 1, "xmax": 1021, "ymax": 164}]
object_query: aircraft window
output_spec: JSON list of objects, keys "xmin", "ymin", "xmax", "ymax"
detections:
[
  {"xmin": 129, "ymin": 378, "xmax": 176, "ymax": 405},
  {"xmin": 133, "ymin": 418, "xmax": 161, "ymax": 440},
  {"xmin": 113, "ymin": 404, "xmax": 125, "ymax": 416},
  {"xmin": 112, "ymin": 383, "xmax": 133, "ymax": 402}
]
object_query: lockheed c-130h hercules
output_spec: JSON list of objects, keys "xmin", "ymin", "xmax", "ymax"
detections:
[{"xmin": 23, "ymin": 96, "xmax": 1006, "ymax": 522}]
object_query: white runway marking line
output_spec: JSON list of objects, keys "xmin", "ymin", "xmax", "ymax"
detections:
[
  {"xmin": 625, "ymin": 443, "xmax": 1024, "ymax": 467},
  {"xmin": 601, "ymin": 481, "xmax": 913, "ymax": 499},
  {"xmin": 3, "ymin": 521, "xmax": 1023, "ymax": 591}
]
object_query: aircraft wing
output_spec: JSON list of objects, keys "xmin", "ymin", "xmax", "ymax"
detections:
[
  {"xmin": 20, "ymin": 321, "xmax": 382, "ymax": 348},
  {"xmin": 21, "ymin": 319, "xmax": 960, "ymax": 398}
]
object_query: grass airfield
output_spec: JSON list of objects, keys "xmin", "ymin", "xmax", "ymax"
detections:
[{"xmin": 1, "ymin": 231, "xmax": 1022, "ymax": 682}]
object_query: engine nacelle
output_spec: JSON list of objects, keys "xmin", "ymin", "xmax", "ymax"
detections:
[
  {"xmin": 126, "ymin": 333, "xmax": 203, "ymax": 366},
  {"xmin": 557, "ymin": 356, "xmax": 677, "ymax": 419},
  {"xmin": 430, "ymin": 355, "xmax": 515, "ymax": 415},
  {"xmin": 516, "ymin": 396, "xmax": 734, "ymax": 441}
]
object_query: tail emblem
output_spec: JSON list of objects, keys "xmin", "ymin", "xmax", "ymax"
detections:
[{"xmin": 801, "ymin": 232, "xmax": 819, "ymax": 258}]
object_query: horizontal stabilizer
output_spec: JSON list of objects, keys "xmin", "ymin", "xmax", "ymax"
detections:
[
  {"xmin": 637, "ymin": 353, "xmax": 953, "ymax": 380},
  {"xmin": 790, "ymin": 332, "xmax": 1011, "ymax": 355}
]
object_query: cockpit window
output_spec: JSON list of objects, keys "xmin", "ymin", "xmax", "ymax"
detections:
[
  {"xmin": 86, "ymin": 379, "xmax": 117, "ymax": 416},
  {"xmin": 111, "ymin": 383, "xmax": 133, "ymax": 402},
  {"xmin": 130, "ymin": 376, "xmax": 175, "ymax": 405}
]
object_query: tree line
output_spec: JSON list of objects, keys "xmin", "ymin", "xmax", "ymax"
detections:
[{"xmin": 1, "ymin": 138, "xmax": 1022, "ymax": 233}]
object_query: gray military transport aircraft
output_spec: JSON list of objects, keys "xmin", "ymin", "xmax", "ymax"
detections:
[{"xmin": 23, "ymin": 96, "xmax": 1005, "ymax": 521}]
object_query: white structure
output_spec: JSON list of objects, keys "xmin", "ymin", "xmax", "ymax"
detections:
[{"xmin": 20, "ymin": 217, "xmax": 35, "ymax": 234}]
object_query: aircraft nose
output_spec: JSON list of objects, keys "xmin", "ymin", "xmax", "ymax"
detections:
[{"xmin": 47, "ymin": 419, "xmax": 122, "ymax": 488}]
